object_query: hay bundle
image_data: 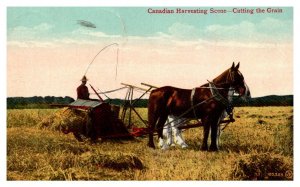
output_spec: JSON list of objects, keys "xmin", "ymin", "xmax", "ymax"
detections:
[
  {"xmin": 80, "ymin": 151, "xmax": 144, "ymax": 171},
  {"xmin": 39, "ymin": 105, "xmax": 133, "ymax": 141},
  {"xmin": 38, "ymin": 107, "xmax": 88, "ymax": 133},
  {"xmin": 232, "ymin": 153, "xmax": 293, "ymax": 180}
]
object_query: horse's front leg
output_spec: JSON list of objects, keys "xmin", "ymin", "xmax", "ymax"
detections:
[
  {"xmin": 210, "ymin": 122, "xmax": 219, "ymax": 151},
  {"xmin": 209, "ymin": 112, "xmax": 223, "ymax": 151},
  {"xmin": 201, "ymin": 117, "xmax": 210, "ymax": 151}
]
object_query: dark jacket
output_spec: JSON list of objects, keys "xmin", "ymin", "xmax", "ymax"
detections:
[{"xmin": 77, "ymin": 84, "xmax": 89, "ymax": 100}]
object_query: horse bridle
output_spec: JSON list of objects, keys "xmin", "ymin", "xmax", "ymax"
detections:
[{"xmin": 224, "ymin": 69, "xmax": 245, "ymax": 97}]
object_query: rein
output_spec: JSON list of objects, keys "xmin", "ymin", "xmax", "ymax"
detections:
[
  {"xmin": 156, "ymin": 95, "xmax": 216, "ymax": 132},
  {"xmin": 208, "ymin": 81, "xmax": 231, "ymax": 107},
  {"xmin": 190, "ymin": 70, "xmax": 235, "ymax": 120}
]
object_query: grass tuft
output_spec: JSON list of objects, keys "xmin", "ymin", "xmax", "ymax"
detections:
[{"xmin": 232, "ymin": 152, "xmax": 293, "ymax": 180}]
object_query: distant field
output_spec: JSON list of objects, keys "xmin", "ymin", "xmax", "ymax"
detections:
[{"xmin": 7, "ymin": 107, "xmax": 293, "ymax": 180}]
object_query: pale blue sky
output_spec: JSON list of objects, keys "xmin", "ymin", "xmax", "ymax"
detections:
[{"xmin": 7, "ymin": 7, "xmax": 293, "ymax": 43}]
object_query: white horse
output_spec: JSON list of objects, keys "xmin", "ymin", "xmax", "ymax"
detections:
[
  {"xmin": 159, "ymin": 112, "xmax": 233, "ymax": 150},
  {"xmin": 158, "ymin": 115, "xmax": 189, "ymax": 150},
  {"xmin": 158, "ymin": 86, "xmax": 241, "ymax": 150}
]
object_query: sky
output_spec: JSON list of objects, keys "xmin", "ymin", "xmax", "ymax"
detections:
[{"xmin": 7, "ymin": 7, "xmax": 293, "ymax": 99}]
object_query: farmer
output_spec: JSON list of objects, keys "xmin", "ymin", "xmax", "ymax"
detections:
[{"xmin": 77, "ymin": 75, "xmax": 90, "ymax": 100}]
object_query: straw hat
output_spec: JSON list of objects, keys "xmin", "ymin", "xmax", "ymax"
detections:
[{"xmin": 81, "ymin": 75, "xmax": 88, "ymax": 82}]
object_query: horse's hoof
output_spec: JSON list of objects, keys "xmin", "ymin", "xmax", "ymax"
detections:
[
  {"xmin": 201, "ymin": 145, "xmax": 208, "ymax": 151},
  {"xmin": 170, "ymin": 143, "xmax": 176, "ymax": 147},
  {"xmin": 209, "ymin": 146, "xmax": 219, "ymax": 152},
  {"xmin": 180, "ymin": 143, "xmax": 188, "ymax": 149},
  {"xmin": 158, "ymin": 139, "xmax": 164, "ymax": 148},
  {"xmin": 148, "ymin": 142, "xmax": 155, "ymax": 149},
  {"xmin": 161, "ymin": 144, "xmax": 169, "ymax": 150}
]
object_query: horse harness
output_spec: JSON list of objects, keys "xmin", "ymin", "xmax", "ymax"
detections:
[
  {"xmin": 190, "ymin": 81, "xmax": 234, "ymax": 122},
  {"xmin": 164, "ymin": 69, "xmax": 238, "ymax": 131}
]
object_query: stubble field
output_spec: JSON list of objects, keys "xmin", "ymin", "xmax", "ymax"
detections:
[{"xmin": 7, "ymin": 106, "xmax": 293, "ymax": 180}]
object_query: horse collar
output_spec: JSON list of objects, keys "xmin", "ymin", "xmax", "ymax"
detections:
[
  {"xmin": 190, "ymin": 88, "xmax": 198, "ymax": 118},
  {"xmin": 208, "ymin": 81, "xmax": 230, "ymax": 107},
  {"xmin": 191, "ymin": 88, "xmax": 196, "ymax": 102}
]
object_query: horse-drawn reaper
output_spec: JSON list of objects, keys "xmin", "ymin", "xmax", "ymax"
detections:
[
  {"xmin": 147, "ymin": 62, "xmax": 250, "ymax": 151},
  {"xmin": 54, "ymin": 61, "xmax": 249, "ymax": 152}
]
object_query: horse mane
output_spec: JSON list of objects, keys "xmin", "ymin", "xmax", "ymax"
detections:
[
  {"xmin": 212, "ymin": 68, "xmax": 231, "ymax": 84},
  {"xmin": 198, "ymin": 68, "xmax": 231, "ymax": 88}
]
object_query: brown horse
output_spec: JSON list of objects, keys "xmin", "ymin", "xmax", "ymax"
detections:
[{"xmin": 147, "ymin": 62, "xmax": 250, "ymax": 151}]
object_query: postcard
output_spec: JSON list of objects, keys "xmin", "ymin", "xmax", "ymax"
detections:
[{"xmin": 6, "ymin": 6, "xmax": 294, "ymax": 182}]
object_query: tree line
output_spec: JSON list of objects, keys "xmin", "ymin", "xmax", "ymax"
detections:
[
  {"xmin": 7, "ymin": 96, "xmax": 75, "ymax": 109},
  {"xmin": 7, "ymin": 95, "xmax": 293, "ymax": 109}
]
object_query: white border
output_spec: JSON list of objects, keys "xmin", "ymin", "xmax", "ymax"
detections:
[
  {"xmin": 0, "ymin": 1, "xmax": 7, "ymax": 184},
  {"xmin": 1, "ymin": 0, "xmax": 298, "ymax": 187}
]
